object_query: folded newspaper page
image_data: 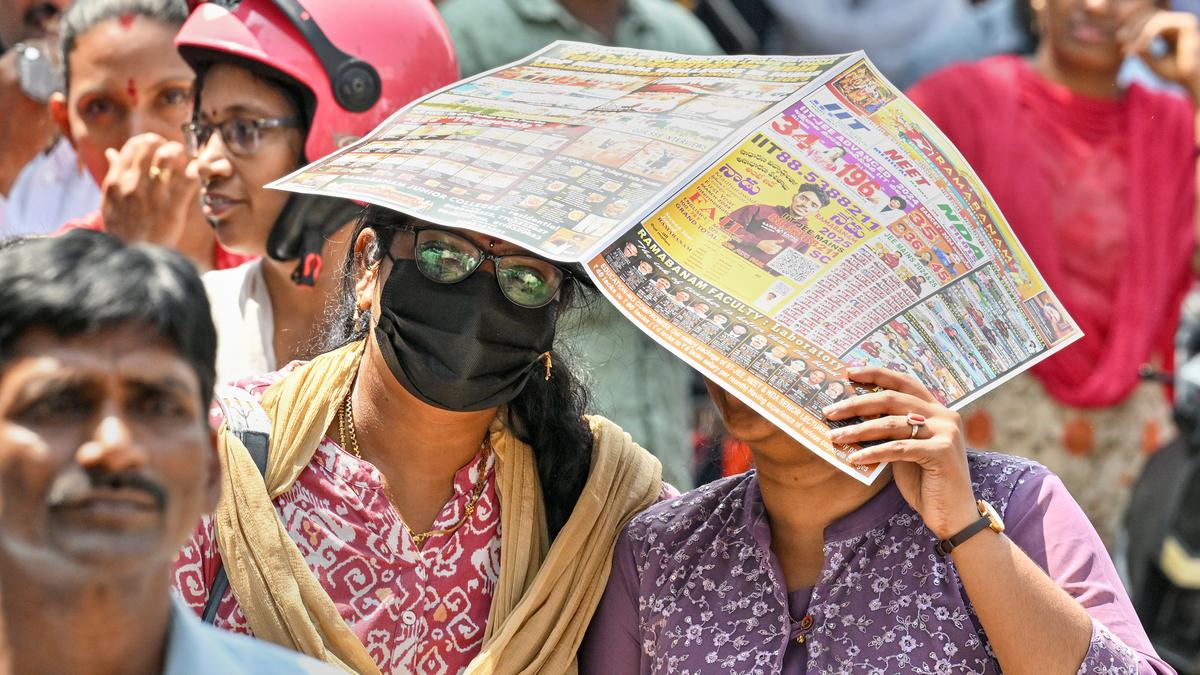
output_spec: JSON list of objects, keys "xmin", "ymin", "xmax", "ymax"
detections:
[{"xmin": 272, "ymin": 42, "xmax": 1083, "ymax": 484}]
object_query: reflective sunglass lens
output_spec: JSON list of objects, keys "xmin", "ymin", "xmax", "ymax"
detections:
[
  {"xmin": 497, "ymin": 260, "xmax": 560, "ymax": 307},
  {"xmin": 415, "ymin": 234, "xmax": 480, "ymax": 283}
]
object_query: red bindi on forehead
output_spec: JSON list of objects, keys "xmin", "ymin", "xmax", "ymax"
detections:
[
  {"xmin": 118, "ymin": 12, "xmax": 136, "ymax": 28},
  {"xmin": 127, "ymin": 78, "xmax": 138, "ymax": 104}
]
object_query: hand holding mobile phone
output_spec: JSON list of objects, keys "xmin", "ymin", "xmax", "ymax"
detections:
[{"xmin": 1118, "ymin": 9, "xmax": 1200, "ymax": 102}]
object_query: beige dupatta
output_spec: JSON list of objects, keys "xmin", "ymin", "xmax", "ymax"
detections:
[{"xmin": 212, "ymin": 341, "xmax": 662, "ymax": 673}]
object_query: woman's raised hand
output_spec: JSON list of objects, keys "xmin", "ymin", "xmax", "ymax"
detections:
[
  {"xmin": 1118, "ymin": 7, "xmax": 1200, "ymax": 104},
  {"xmin": 823, "ymin": 366, "xmax": 980, "ymax": 540},
  {"xmin": 100, "ymin": 132, "xmax": 198, "ymax": 247}
]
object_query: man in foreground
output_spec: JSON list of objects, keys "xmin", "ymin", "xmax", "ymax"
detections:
[{"xmin": 0, "ymin": 230, "xmax": 336, "ymax": 674}]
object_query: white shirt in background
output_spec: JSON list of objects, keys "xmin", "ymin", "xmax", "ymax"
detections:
[
  {"xmin": 3, "ymin": 138, "xmax": 100, "ymax": 237},
  {"xmin": 203, "ymin": 259, "xmax": 276, "ymax": 385}
]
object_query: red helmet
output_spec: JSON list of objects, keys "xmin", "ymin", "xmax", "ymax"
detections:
[{"xmin": 176, "ymin": 0, "xmax": 459, "ymax": 162}]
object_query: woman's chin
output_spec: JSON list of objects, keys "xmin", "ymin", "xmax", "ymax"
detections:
[
  {"xmin": 211, "ymin": 221, "xmax": 267, "ymax": 260},
  {"xmin": 1052, "ymin": 41, "xmax": 1123, "ymax": 75}
]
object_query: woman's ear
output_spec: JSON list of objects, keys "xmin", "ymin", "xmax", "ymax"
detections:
[
  {"xmin": 49, "ymin": 92, "xmax": 73, "ymax": 145},
  {"xmin": 354, "ymin": 227, "xmax": 381, "ymax": 314}
]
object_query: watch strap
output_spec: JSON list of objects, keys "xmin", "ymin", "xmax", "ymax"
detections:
[{"xmin": 935, "ymin": 515, "xmax": 992, "ymax": 556}]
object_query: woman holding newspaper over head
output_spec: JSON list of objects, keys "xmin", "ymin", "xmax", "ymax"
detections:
[
  {"xmin": 571, "ymin": 46, "xmax": 1163, "ymax": 675},
  {"xmin": 174, "ymin": 197, "xmax": 668, "ymax": 675},
  {"xmin": 581, "ymin": 367, "xmax": 1168, "ymax": 673}
]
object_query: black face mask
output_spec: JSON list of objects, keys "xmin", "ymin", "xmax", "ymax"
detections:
[{"xmin": 373, "ymin": 258, "xmax": 558, "ymax": 411}]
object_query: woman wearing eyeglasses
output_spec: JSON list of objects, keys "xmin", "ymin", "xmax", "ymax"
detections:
[
  {"xmin": 173, "ymin": 204, "xmax": 667, "ymax": 674},
  {"xmin": 174, "ymin": 0, "xmax": 460, "ymax": 383}
]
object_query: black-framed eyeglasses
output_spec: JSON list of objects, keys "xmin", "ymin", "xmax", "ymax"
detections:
[
  {"xmin": 391, "ymin": 226, "xmax": 572, "ymax": 308},
  {"xmin": 182, "ymin": 117, "xmax": 299, "ymax": 157}
]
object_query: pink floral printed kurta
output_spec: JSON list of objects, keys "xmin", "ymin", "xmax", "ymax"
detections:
[{"xmin": 172, "ymin": 368, "xmax": 501, "ymax": 674}]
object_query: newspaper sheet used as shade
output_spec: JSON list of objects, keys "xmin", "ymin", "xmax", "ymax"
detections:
[{"xmin": 271, "ymin": 42, "xmax": 1083, "ymax": 484}]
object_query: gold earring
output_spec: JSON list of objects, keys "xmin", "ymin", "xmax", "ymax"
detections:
[{"xmin": 542, "ymin": 352, "xmax": 553, "ymax": 381}]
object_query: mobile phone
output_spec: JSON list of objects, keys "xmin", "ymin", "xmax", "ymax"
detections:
[
  {"xmin": 1148, "ymin": 35, "xmax": 1172, "ymax": 60},
  {"xmin": 14, "ymin": 42, "xmax": 62, "ymax": 104}
]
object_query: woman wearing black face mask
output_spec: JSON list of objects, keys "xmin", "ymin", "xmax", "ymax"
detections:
[{"xmin": 174, "ymin": 202, "xmax": 668, "ymax": 675}]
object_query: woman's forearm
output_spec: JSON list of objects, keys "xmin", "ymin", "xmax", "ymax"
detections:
[
  {"xmin": 950, "ymin": 529, "xmax": 1093, "ymax": 675},
  {"xmin": 825, "ymin": 369, "xmax": 1155, "ymax": 672}
]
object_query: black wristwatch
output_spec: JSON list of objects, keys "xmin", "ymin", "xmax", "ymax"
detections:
[{"xmin": 935, "ymin": 499, "xmax": 1004, "ymax": 556}]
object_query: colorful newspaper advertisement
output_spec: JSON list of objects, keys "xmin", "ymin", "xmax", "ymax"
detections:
[
  {"xmin": 586, "ymin": 57, "xmax": 1081, "ymax": 482},
  {"xmin": 273, "ymin": 42, "xmax": 845, "ymax": 260},
  {"xmin": 273, "ymin": 44, "xmax": 1083, "ymax": 484}
]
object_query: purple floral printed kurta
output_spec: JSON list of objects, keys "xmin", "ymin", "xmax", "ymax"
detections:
[{"xmin": 581, "ymin": 452, "xmax": 1171, "ymax": 674}]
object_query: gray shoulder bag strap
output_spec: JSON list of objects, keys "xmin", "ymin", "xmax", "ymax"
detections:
[{"xmin": 202, "ymin": 384, "xmax": 272, "ymax": 624}]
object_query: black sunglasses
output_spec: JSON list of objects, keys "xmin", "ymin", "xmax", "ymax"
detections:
[{"xmin": 389, "ymin": 226, "xmax": 573, "ymax": 308}]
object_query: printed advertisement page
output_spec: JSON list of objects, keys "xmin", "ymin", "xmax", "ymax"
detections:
[
  {"xmin": 270, "ymin": 41, "xmax": 846, "ymax": 261},
  {"xmin": 587, "ymin": 57, "xmax": 1083, "ymax": 483}
]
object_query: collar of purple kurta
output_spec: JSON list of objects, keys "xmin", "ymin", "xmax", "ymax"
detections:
[{"xmin": 744, "ymin": 470, "xmax": 911, "ymax": 552}]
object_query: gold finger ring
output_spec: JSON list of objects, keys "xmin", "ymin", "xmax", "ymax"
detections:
[
  {"xmin": 906, "ymin": 412, "xmax": 926, "ymax": 439},
  {"xmin": 149, "ymin": 166, "xmax": 172, "ymax": 183}
]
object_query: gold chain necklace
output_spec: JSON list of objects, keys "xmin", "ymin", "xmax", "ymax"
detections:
[{"xmin": 338, "ymin": 392, "xmax": 489, "ymax": 549}]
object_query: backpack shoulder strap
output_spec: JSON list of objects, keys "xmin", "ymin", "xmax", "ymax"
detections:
[
  {"xmin": 213, "ymin": 383, "xmax": 271, "ymax": 474},
  {"xmin": 202, "ymin": 384, "xmax": 271, "ymax": 623}
]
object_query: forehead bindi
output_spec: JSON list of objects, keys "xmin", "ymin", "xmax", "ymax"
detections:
[{"xmin": 459, "ymin": 229, "xmax": 524, "ymax": 255}]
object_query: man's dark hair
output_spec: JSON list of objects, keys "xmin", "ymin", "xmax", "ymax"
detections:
[
  {"xmin": 888, "ymin": 195, "xmax": 907, "ymax": 209},
  {"xmin": 0, "ymin": 230, "xmax": 217, "ymax": 406},
  {"xmin": 59, "ymin": 0, "xmax": 189, "ymax": 93},
  {"xmin": 796, "ymin": 182, "xmax": 831, "ymax": 208}
]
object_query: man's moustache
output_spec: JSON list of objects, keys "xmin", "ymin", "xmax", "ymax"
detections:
[{"xmin": 45, "ymin": 469, "xmax": 167, "ymax": 510}]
